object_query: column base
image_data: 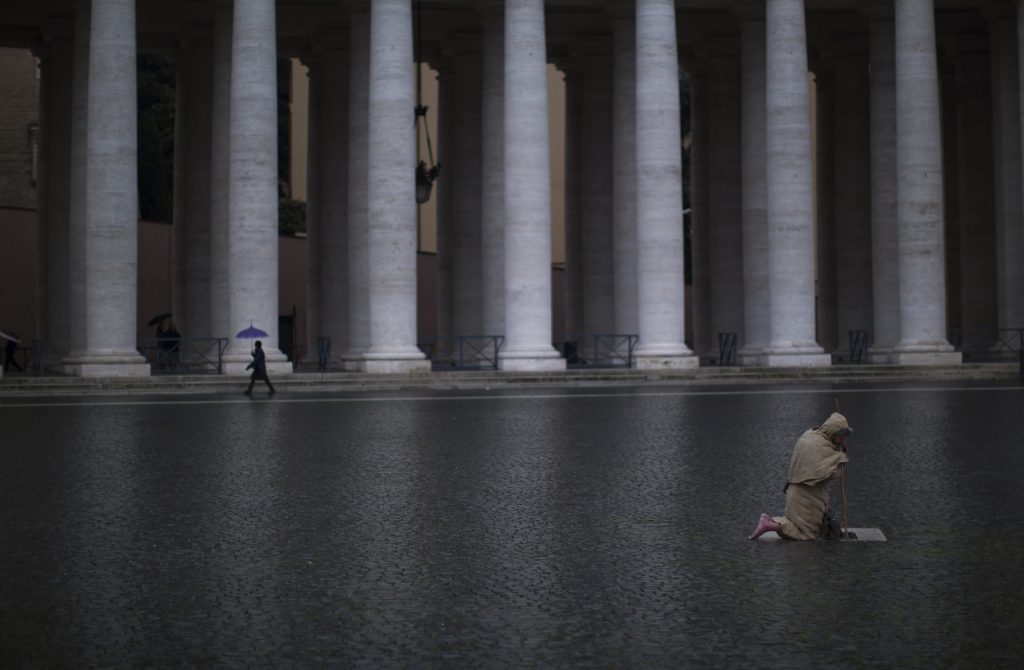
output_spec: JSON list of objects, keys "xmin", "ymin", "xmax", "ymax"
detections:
[
  {"xmin": 222, "ymin": 347, "xmax": 294, "ymax": 376},
  {"xmin": 634, "ymin": 353, "xmax": 699, "ymax": 370},
  {"xmin": 359, "ymin": 347, "xmax": 430, "ymax": 374},
  {"xmin": 63, "ymin": 351, "xmax": 150, "ymax": 377},
  {"xmin": 866, "ymin": 347, "xmax": 893, "ymax": 364},
  {"xmin": 760, "ymin": 343, "xmax": 831, "ymax": 367},
  {"xmin": 737, "ymin": 346, "xmax": 765, "ymax": 366},
  {"xmin": 498, "ymin": 347, "xmax": 566, "ymax": 372},
  {"xmin": 890, "ymin": 349, "xmax": 962, "ymax": 366},
  {"xmin": 342, "ymin": 349, "xmax": 366, "ymax": 371}
]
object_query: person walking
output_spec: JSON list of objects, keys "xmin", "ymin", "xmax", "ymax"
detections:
[
  {"xmin": 244, "ymin": 340, "xmax": 276, "ymax": 396},
  {"xmin": 749, "ymin": 412, "xmax": 851, "ymax": 540}
]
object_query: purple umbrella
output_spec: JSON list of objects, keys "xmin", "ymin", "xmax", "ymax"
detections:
[
  {"xmin": 236, "ymin": 323, "xmax": 268, "ymax": 353},
  {"xmin": 236, "ymin": 323, "xmax": 269, "ymax": 340}
]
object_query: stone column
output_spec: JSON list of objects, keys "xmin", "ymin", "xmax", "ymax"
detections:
[
  {"xmin": 580, "ymin": 38, "xmax": 615, "ymax": 336},
  {"xmin": 611, "ymin": 7, "xmax": 638, "ymax": 338},
  {"xmin": 864, "ymin": 3, "xmax": 900, "ymax": 362},
  {"xmin": 451, "ymin": 38, "xmax": 484, "ymax": 337},
  {"xmin": 737, "ymin": 5, "xmax": 769, "ymax": 365},
  {"xmin": 433, "ymin": 61, "xmax": 455, "ymax": 340},
  {"xmin": 320, "ymin": 38, "xmax": 351, "ymax": 366},
  {"xmin": 562, "ymin": 60, "xmax": 584, "ymax": 336},
  {"xmin": 41, "ymin": 28, "xmax": 74, "ymax": 366},
  {"xmin": 499, "ymin": 0, "xmax": 564, "ymax": 370},
  {"xmin": 343, "ymin": 5, "xmax": 371, "ymax": 369},
  {"xmin": 814, "ymin": 65, "xmax": 837, "ymax": 354},
  {"xmin": 762, "ymin": 0, "xmax": 829, "ymax": 366},
  {"xmin": 992, "ymin": 17, "xmax": 1024, "ymax": 331},
  {"xmin": 173, "ymin": 38, "xmax": 214, "ymax": 341},
  {"xmin": 63, "ymin": 0, "xmax": 90, "ymax": 370},
  {"xmin": 363, "ymin": 0, "xmax": 429, "ymax": 372},
  {"xmin": 1019, "ymin": 1, "xmax": 1024, "ymax": 313},
  {"xmin": 65, "ymin": 0, "xmax": 148, "ymax": 376},
  {"xmin": 953, "ymin": 37, "xmax": 996, "ymax": 335},
  {"xmin": 302, "ymin": 57, "xmax": 323, "ymax": 365},
  {"xmin": 480, "ymin": 5, "xmax": 505, "ymax": 338},
  {"xmin": 633, "ymin": 0, "xmax": 697, "ymax": 368},
  {"xmin": 210, "ymin": 1, "xmax": 232, "ymax": 344},
  {"xmin": 832, "ymin": 39, "xmax": 874, "ymax": 361},
  {"xmin": 707, "ymin": 39, "xmax": 745, "ymax": 361},
  {"xmin": 891, "ymin": 0, "xmax": 959, "ymax": 364},
  {"xmin": 222, "ymin": 0, "xmax": 290, "ymax": 374},
  {"xmin": 688, "ymin": 62, "xmax": 711, "ymax": 359}
]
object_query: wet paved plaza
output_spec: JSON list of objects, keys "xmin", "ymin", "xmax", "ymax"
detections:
[{"xmin": 2, "ymin": 382, "xmax": 1024, "ymax": 668}]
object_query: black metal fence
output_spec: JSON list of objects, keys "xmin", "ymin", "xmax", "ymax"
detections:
[
  {"xmin": 948, "ymin": 328, "xmax": 1023, "ymax": 362},
  {"xmin": 419, "ymin": 336, "xmax": 505, "ymax": 370},
  {"xmin": 555, "ymin": 334, "xmax": 638, "ymax": 369},
  {"xmin": 137, "ymin": 337, "xmax": 228, "ymax": 374}
]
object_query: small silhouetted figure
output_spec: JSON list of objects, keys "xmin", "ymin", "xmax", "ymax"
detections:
[
  {"xmin": 4, "ymin": 336, "xmax": 22, "ymax": 371},
  {"xmin": 165, "ymin": 321, "xmax": 181, "ymax": 369},
  {"xmin": 244, "ymin": 340, "xmax": 276, "ymax": 396}
]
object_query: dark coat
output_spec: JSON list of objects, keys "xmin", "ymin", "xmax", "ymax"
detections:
[{"xmin": 247, "ymin": 347, "xmax": 268, "ymax": 380}]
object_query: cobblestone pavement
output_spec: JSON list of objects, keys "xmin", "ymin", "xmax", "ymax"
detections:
[{"xmin": 2, "ymin": 383, "xmax": 1023, "ymax": 668}]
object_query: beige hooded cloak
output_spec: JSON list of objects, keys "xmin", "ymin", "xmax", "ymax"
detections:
[{"xmin": 774, "ymin": 412, "xmax": 850, "ymax": 540}]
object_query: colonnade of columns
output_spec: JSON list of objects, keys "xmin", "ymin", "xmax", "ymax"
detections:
[{"xmin": 21, "ymin": 0, "xmax": 1024, "ymax": 378}]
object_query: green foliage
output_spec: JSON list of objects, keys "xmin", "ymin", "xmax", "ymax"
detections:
[
  {"xmin": 279, "ymin": 197, "xmax": 306, "ymax": 236},
  {"xmin": 137, "ymin": 55, "xmax": 175, "ymax": 222}
]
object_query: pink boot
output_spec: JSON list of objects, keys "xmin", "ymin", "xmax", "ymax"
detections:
[{"xmin": 749, "ymin": 513, "xmax": 781, "ymax": 540}]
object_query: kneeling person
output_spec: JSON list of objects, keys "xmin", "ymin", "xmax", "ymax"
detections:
[{"xmin": 749, "ymin": 412, "xmax": 851, "ymax": 540}]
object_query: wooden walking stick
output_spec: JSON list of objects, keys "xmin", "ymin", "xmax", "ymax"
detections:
[{"xmin": 835, "ymin": 398, "xmax": 849, "ymax": 539}]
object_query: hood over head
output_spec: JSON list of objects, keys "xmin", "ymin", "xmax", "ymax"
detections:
[{"xmin": 817, "ymin": 412, "xmax": 852, "ymax": 440}]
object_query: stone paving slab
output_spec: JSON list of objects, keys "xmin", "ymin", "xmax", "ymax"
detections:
[{"xmin": 1, "ymin": 383, "xmax": 1023, "ymax": 667}]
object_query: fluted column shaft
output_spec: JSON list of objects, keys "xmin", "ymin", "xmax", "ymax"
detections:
[
  {"xmin": 452, "ymin": 44, "xmax": 484, "ymax": 336},
  {"xmin": 223, "ymin": 0, "xmax": 289, "ymax": 373},
  {"xmin": 69, "ymin": 0, "xmax": 148, "ymax": 376},
  {"xmin": 814, "ymin": 68, "xmax": 837, "ymax": 353},
  {"xmin": 434, "ymin": 63, "xmax": 455, "ymax": 340},
  {"xmin": 763, "ymin": 0, "xmax": 829, "ymax": 365},
  {"xmin": 708, "ymin": 43, "xmax": 744, "ymax": 360},
  {"xmin": 954, "ymin": 41, "xmax": 996, "ymax": 334},
  {"xmin": 363, "ymin": 0, "xmax": 428, "ymax": 371},
  {"xmin": 891, "ymin": 0, "xmax": 959, "ymax": 363},
  {"xmin": 64, "ymin": 0, "xmax": 90, "ymax": 370},
  {"xmin": 499, "ymin": 0, "xmax": 564, "ymax": 370},
  {"xmin": 866, "ymin": 10, "xmax": 899, "ymax": 362},
  {"xmin": 581, "ymin": 44, "xmax": 614, "ymax": 335},
  {"xmin": 633, "ymin": 0, "xmax": 696, "ymax": 367},
  {"xmin": 344, "ymin": 7, "xmax": 371, "ymax": 369},
  {"xmin": 210, "ymin": 1, "xmax": 232, "ymax": 344},
  {"xmin": 611, "ymin": 13, "xmax": 638, "ymax": 338},
  {"xmin": 303, "ymin": 60, "xmax": 323, "ymax": 364},
  {"xmin": 562, "ymin": 63, "xmax": 584, "ymax": 336},
  {"xmin": 688, "ymin": 64, "xmax": 711, "ymax": 358},
  {"xmin": 481, "ymin": 10, "xmax": 505, "ymax": 338},
  {"xmin": 833, "ymin": 48, "xmax": 874, "ymax": 359},
  {"xmin": 320, "ymin": 44, "xmax": 350, "ymax": 364},
  {"xmin": 738, "ymin": 13, "xmax": 768, "ymax": 364},
  {"xmin": 173, "ymin": 42, "xmax": 214, "ymax": 341},
  {"xmin": 993, "ymin": 19, "xmax": 1024, "ymax": 330}
]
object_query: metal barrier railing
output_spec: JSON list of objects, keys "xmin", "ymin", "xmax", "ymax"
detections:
[
  {"xmin": 137, "ymin": 337, "xmax": 228, "ymax": 374},
  {"xmin": 419, "ymin": 335, "xmax": 505, "ymax": 370},
  {"xmin": 849, "ymin": 330, "xmax": 870, "ymax": 364},
  {"xmin": 949, "ymin": 328, "xmax": 1023, "ymax": 378},
  {"xmin": 555, "ymin": 334, "xmax": 638, "ymax": 368},
  {"xmin": 948, "ymin": 328, "xmax": 1022, "ymax": 359},
  {"xmin": 718, "ymin": 332, "xmax": 737, "ymax": 366}
]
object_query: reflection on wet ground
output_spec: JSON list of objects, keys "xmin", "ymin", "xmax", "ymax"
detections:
[{"xmin": 2, "ymin": 383, "xmax": 1023, "ymax": 667}]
